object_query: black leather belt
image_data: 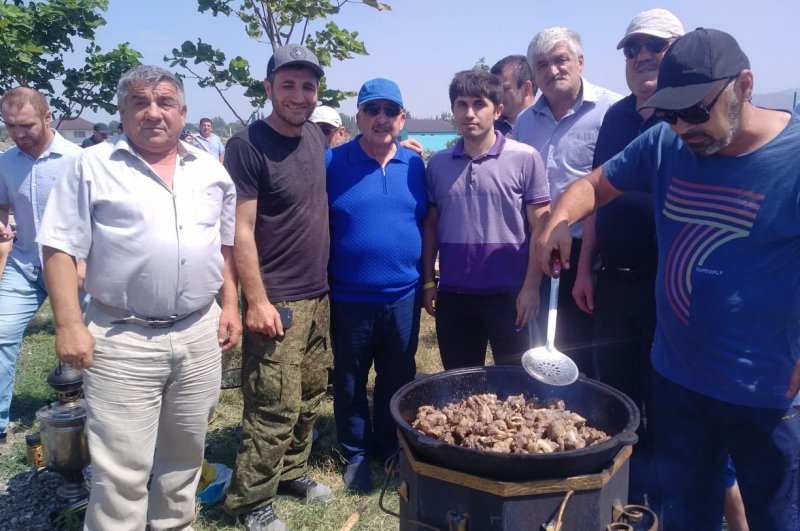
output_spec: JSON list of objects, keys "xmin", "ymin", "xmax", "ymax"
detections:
[
  {"xmin": 93, "ymin": 300, "xmax": 204, "ymax": 329},
  {"xmin": 109, "ymin": 314, "xmax": 193, "ymax": 329}
]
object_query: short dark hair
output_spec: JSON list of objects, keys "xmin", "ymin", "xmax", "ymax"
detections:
[
  {"xmin": 448, "ymin": 70, "xmax": 503, "ymax": 108},
  {"xmin": 199, "ymin": 117, "xmax": 212, "ymax": 126},
  {"xmin": 490, "ymin": 55, "xmax": 535, "ymax": 90}
]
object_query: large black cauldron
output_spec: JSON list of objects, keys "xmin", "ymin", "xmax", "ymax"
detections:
[{"xmin": 390, "ymin": 366, "xmax": 639, "ymax": 481}]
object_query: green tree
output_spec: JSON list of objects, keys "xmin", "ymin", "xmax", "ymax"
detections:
[
  {"xmin": 211, "ymin": 116, "xmax": 227, "ymax": 131},
  {"xmin": 0, "ymin": 0, "xmax": 142, "ymax": 121},
  {"xmin": 165, "ymin": 0, "xmax": 391, "ymax": 126}
]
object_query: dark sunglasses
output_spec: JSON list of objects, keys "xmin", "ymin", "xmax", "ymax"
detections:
[
  {"xmin": 655, "ymin": 77, "xmax": 736, "ymax": 125},
  {"xmin": 623, "ymin": 38, "xmax": 670, "ymax": 59},
  {"xmin": 362, "ymin": 102, "xmax": 402, "ymax": 118},
  {"xmin": 319, "ymin": 125, "xmax": 338, "ymax": 135}
]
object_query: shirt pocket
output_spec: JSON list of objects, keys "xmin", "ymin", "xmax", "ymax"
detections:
[
  {"xmin": 193, "ymin": 188, "xmax": 223, "ymax": 227},
  {"xmin": 561, "ymin": 130, "xmax": 597, "ymax": 175}
]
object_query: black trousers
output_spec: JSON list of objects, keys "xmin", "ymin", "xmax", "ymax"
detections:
[
  {"xmin": 593, "ymin": 267, "xmax": 657, "ymax": 505},
  {"xmin": 435, "ymin": 291, "xmax": 534, "ymax": 370}
]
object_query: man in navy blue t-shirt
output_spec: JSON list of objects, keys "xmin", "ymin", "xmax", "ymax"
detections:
[{"xmin": 537, "ymin": 28, "xmax": 800, "ymax": 530}]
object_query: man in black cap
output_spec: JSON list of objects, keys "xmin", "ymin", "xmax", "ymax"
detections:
[
  {"xmin": 535, "ymin": 28, "xmax": 800, "ymax": 529},
  {"xmin": 223, "ymin": 43, "xmax": 332, "ymax": 530},
  {"xmin": 81, "ymin": 122, "xmax": 109, "ymax": 147}
]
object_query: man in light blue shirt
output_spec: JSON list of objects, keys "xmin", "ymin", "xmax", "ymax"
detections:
[
  {"xmin": 197, "ymin": 117, "xmax": 225, "ymax": 162},
  {"xmin": 514, "ymin": 26, "xmax": 621, "ymax": 371},
  {"xmin": 0, "ymin": 87, "xmax": 82, "ymax": 444}
]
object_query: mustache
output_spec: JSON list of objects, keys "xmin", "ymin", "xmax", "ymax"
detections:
[
  {"xmin": 634, "ymin": 60, "xmax": 659, "ymax": 72},
  {"xmin": 680, "ymin": 132, "xmax": 710, "ymax": 142}
]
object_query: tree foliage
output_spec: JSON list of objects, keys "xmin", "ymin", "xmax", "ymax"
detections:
[
  {"xmin": 165, "ymin": 0, "xmax": 391, "ymax": 125},
  {"xmin": 0, "ymin": 0, "xmax": 143, "ymax": 121}
]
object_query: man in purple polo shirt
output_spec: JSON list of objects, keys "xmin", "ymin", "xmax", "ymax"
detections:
[{"xmin": 422, "ymin": 70, "xmax": 549, "ymax": 369}]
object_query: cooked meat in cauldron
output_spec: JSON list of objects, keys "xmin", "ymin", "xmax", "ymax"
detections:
[{"xmin": 412, "ymin": 393, "xmax": 609, "ymax": 453}]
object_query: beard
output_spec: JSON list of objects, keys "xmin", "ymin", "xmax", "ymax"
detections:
[{"xmin": 682, "ymin": 90, "xmax": 742, "ymax": 156}]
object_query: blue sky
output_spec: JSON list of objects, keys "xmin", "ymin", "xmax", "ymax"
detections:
[{"xmin": 83, "ymin": 0, "xmax": 800, "ymax": 124}]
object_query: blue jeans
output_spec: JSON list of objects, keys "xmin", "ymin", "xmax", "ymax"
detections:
[
  {"xmin": 330, "ymin": 291, "xmax": 421, "ymax": 464},
  {"xmin": 649, "ymin": 369, "xmax": 800, "ymax": 530},
  {"xmin": 0, "ymin": 261, "xmax": 48, "ymax": 433}
]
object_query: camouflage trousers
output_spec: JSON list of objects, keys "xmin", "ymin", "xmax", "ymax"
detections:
[{"xmin": 224, "ymin": 295, "xmax": 331, "ymax": 515}]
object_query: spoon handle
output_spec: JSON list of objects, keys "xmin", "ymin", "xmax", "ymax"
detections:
[{"xmin": 546, "ymin": 276, "xmax": 559, "ymax": 351}]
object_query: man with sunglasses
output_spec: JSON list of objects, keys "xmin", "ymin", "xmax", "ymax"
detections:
[
  {"xmin": 571, "ymin": 8, "xmax": 683, "ymax": 508},
  {"xmin": 326, "ymin": 78, "xmax": 426, "ymax": 493},
  {"xmin": 310, "ymin": 105, "xmax": 346, "ymax": 148},
  {"xmin": 515, "ymin": 27, "xmax": 621, "ymax": 374},
  {"xmin": 536, "ymin": 28, "xmax": 800, "ymax": 530}
]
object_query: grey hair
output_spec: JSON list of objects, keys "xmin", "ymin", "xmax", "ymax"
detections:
[
  {"xmin": 527, "ymin": 27, "xmax": 583, "ymax": 66},
  {"xmin": 117, "ymin": 65, "xmax": 186, "ymax": 108}
]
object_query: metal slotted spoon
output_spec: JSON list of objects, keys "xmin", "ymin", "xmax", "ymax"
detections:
[{"xmin": 522, "ymin": 254, "xmax": 579, "ymax": 386}]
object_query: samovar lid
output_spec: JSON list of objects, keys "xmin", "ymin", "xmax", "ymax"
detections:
[
  {"xmin": 36, "ymin": 398, "xmax": 87, "ymax": 424},
  {"xmin": 47, "ymin": 363, "xmax": 83, "ymax": 393}
]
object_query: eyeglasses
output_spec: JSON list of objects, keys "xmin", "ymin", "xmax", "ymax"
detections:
[
  {"xmin": 362, "ymin": 102, "xmax": 402, "ymax": 118},
  {"xmin": 623, "ymin": 38, "xmax": 670, "ymax": 60},
  {"xmin": 654, "ymin": 77, "xmax": 736, "ymax": 125},
  {"xmin": 319, "ymin": 125, "xmax": 338, "ymax": 135}
]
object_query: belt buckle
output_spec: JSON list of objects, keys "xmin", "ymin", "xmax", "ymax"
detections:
[{"xmin": 146, "ymin": 316, "xmax": 179, "ymax": 328}]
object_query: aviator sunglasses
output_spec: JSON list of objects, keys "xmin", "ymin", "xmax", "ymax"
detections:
[
  {"xmin": 655, "ymin": 77, "xmax": 736, "ymax": 125},
  {"xmin": 623, "ymin": 37, "xmax": 670, "ymax": 59},
  {"xmin": 362, "ymin": 102, "xmax": 403, "ymax": 118}
]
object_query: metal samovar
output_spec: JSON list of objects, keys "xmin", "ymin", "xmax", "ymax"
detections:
[{"xmin": 33, "ymin": 363, "xmax": 90, "ymax": 501}]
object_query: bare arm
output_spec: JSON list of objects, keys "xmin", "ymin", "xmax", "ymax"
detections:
[
  {"xmin": 535, "ymin": 166, "xmax": 622, "ymax": 275},
  {"xmin": 217, "ymin": 244, "xmax": 242, "ymax": 352},
  {"xmin": 0, "ymin": 241, "xmax": 10, "ymax": 281},
  {"xmin": 573, "ymin": 213, "xmax": 597, "ymax": 314},
  {"xmin": 0, "ymin": 205, "xmax": 14, "ymax": 244},
  {"xmin": 0, "ymin": 205, "xmax": 11, "ymax": 280},
  {"xmin": 515, "ymin": 202, "xmax": 550, "ymax": 327},
  {"xmin": 400, "ymin": 138, "xmax": 424, "ymax": 156},
  {"xmin": 42, "ymin": 246, "xmax": 96, "ymax": 368},
  {"xmin": 233, "ymin": 198, "xmax": 282, "ymax": 337},
  {"xmin": 421, "ymin": 205, "xmax": 440, "ymax": 316}
]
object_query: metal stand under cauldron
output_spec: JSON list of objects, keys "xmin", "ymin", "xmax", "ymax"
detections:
[
  {"xmin": 393, "ymin": 434, "xmax": 657, "ymax": 530},
  {"xmin": 29, "ymin": 363, "xmax": 90, "ymax": 504}
]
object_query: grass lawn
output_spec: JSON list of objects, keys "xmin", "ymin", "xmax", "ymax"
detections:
[{"xmin": 0, "ymin": 301, "xmax": 446, "ymax": 530}]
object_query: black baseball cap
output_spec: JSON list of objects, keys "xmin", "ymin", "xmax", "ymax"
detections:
[
  {"xmin": 93, "ymin": 123, "xmax": 109, "ymax": 134},
  {"xmin": 266, "ymin": 44, "xmax": 324, "ymax": 79},
  {"xmin": 641, "ymin": 28, "xmax": 750, "ymax": 110}
]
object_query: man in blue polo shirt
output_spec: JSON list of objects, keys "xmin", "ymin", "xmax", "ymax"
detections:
[{"xmin": 326, "ymin": 78, "xmax": 427, "ymax": 493}]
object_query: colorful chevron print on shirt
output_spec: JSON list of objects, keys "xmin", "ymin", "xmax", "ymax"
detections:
[{"xmin": 662, "ymin": 178, "xmax": 763, "ymax": 325}]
